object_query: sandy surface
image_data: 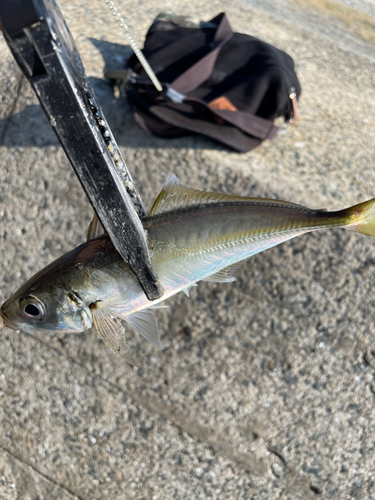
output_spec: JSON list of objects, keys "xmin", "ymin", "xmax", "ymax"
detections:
[{"xmin": 0, "ymin": 0, "xmax": 375, "ymax": 498}]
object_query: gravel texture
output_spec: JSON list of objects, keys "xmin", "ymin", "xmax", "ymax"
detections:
[{"xmin": 0, "ymin": 0, "xmax": 375, "ymax": 498}]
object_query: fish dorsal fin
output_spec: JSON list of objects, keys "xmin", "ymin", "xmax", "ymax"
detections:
[
  {"xmin": 149, "ymin": 174, "xmax": 303, "ymax": 217},
  {"xmin": 122, "ymin": 309, "xmax": 162, "ymax": 349},
  {"xmin": 87, "ymin": 214, "xmax": 105, "ymax": 241},
  {"xmin": 202, "ymin": 262, "xmax": 243, "ymax": 283},
  {"xmin": 90, "ymin": 303, "xmax": 137, "ymax": 365},
  {"xmin": 148, "ymin": 174, "xmax": 248, "ymax": 217},
  {"xmin": 182, "ymin": 283, "xmax": 198, "ymax": 297}
]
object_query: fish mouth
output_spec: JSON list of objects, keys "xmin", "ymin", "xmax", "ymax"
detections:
[{"xmin": 0, "ymin": 309, "xmax": 17, "ymax": 331}]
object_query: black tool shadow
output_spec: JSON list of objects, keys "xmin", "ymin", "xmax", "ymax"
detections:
[{"xmin": 0, "ymin": 39, "xmax": 226, "ymax": 152}]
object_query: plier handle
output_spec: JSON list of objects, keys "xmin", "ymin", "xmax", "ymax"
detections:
[{"xmin": 0, "ymin": 0, "xmax": 163, "ymax": 301}]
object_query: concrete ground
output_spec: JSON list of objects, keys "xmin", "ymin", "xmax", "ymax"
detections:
[{"xmin": 0, "ymin": 0, "xmax": 375, "ymax": 498}]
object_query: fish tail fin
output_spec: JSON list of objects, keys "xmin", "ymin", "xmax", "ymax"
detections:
[{"xmin": 341, "ymin": 198, "xmax": 375, "ymax": 237}]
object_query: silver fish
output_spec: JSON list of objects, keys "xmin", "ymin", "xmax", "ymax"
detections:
[{"xmin": 1, "ymin": 174, "xmax": 375, "ymax": 363}]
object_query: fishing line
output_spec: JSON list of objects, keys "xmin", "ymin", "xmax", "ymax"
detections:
[{"xmin": 103, "ymin": 0, "xmax": 163, "ymax": 91}]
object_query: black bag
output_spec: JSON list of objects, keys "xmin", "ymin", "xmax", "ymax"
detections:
[{"xmin": 118, "ymin": 12, "xmax": 301, "ymax": 152}]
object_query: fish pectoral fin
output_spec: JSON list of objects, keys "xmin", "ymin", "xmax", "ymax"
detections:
[
  {"xmin": 87, "ymin": 214, "xmax": 105, "ymax": 241},
  {"xmin": 202, "ymin": 262, "xmax": 243, "ymax": 283},
  {"xmin": 182, "ymin": 283, "xmax": 198, "ymax": 297},
  {"xmin": 122, "ymin": 309, "xmax": 162, "ymax": 349},
  {"xmin": 91, "ymin": 304, "xmax": 137, "ymax": 365}
]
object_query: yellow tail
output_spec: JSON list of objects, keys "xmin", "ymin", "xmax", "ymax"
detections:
[{"xmin": 341, "ymin": 198, "xmax": 375, "ymax": 237}]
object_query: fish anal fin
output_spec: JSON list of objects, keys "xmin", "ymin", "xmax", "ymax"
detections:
[
  {"xmin": 202, "ymin": 262, "xmax": 243, "ymax": 283},
  {"xmin": 182, "ymin": 283, "xmax": 198, "ymax": 297},
  {"xmin": 90, "ymin": 303, "xmax": 137, "ymax": 365},
  {"xmin": 87, "ymin": 214, "xmax": 105, "ymax": 241}
]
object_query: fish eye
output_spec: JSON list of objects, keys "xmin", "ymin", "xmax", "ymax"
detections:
[
  {"xmin": 24, "ymin": 304, "xmax": 40, "ymax": 316},
  {"xmin": 20, "ymin": 296, "xmax": 46, "ymax": 319}
]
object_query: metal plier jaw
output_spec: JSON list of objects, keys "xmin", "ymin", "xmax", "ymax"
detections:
[{"xmin": 0, "ymin": 0, "xmax": 164, "ymax": 301}]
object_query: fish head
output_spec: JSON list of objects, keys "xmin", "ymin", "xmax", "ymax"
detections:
[{"xmin": 0, "ymin": 269, "xmax": 93, "ymax": 335}]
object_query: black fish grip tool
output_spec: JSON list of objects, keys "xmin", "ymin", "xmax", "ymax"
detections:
[{"xmin": 0, "ymin": 0, "xmax": 164, "ymax": 301}]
